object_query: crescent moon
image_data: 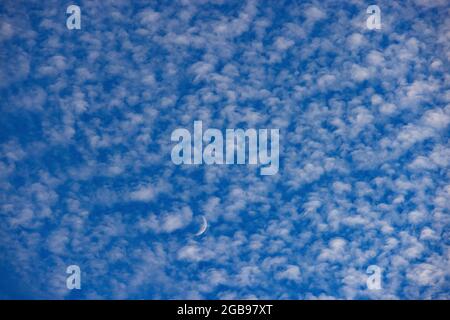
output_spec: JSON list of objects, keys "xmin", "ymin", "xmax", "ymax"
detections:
[{"xmin": 195, "ymin": 216, "xmax": 208, "ymax": 236}]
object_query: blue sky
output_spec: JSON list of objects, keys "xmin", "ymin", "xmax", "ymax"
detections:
[{"xmin": 0, "ymin": 0, "xmax": 449, "ymax": 299}]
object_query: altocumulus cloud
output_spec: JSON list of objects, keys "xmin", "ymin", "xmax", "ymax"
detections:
[{"xmin": 0, "ymin": 0, "xmax": 448, "ymax": 299}]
